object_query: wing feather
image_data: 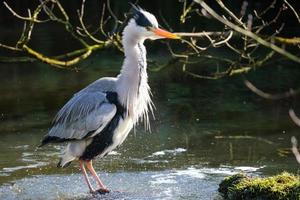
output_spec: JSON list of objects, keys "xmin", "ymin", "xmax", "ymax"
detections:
[{"xmin": 45, "ymin": 91, "xmax": 116, "ymax": 141}]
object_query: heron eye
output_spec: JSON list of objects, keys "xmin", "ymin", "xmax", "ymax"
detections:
[{"xmin": 146, "ymin": 26, "xmax": 151, "ymax": 31}]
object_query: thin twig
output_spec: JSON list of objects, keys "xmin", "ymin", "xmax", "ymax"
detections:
[
  {"xmin": 291, "ymin": 136, "xmax": 300, "ymax": 164},
  {"xmin": 0, "ymin": 43, "xmax": 21, "ymax": 51},
  {"xmin": 244, "ymin": 80, "xmax": 299, "ymax": 100},
  {"xmin": 176, "ymin": 32, "xmax": 223, "ymax": 37},
  {"xmin": 99, "ymin": 2, "xmax": 108, "ymax": 37},
  {"xmin": 77, "ymin": 0, "xmax": 104, "ymax": 44},
  {"xmin": 180, "ymin": 1, "xmax": 195, "ymax": 24},
  {"xmin": 214, "ymin": 31, "xmax": 233, "ymax": 46},
  {"xmin": 3, "ymin": 1, "xmax": 46, "ymax": 23},
  {"xmin": 215, "ymin": 0, "xmax": 245, "ymax": 28},
  {"xmin": 106, "ymin": 0, "xmax": 121, "ymax": 34},
  {"xmin": 289, "ymin": 109, "xmax": 300, "ymax": 126},
  {"xmin": 284, "ymin": 0, "xmax": 300, "ymax": 24},
  {"xmin": 194, "ymin": 0, "xmax": 300, "ymax": 64},
  {"xmin": 254, "ymin": 0, "xmax": 276, "ymax": 18}
]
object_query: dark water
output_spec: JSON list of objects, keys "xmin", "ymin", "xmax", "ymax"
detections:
[{"xmin": 0, "ymin": 50, "xmax": 299, "ymax": 199}]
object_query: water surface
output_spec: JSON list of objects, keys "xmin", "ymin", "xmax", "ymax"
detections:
[{"xmin": 0, "ymin": 52, "xmax": 299, "ymax": 199}]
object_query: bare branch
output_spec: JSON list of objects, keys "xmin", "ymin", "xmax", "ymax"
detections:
[
  {"xmin": 194, "ymin": 0, "xmax": 300, "ymax": 64},
  {"xmin": 22, "ymin": 43, "xmax": 108, "ymax": 68},
  {"xmin": 291, "ymin": 136, "xmax": 300, "ymax": 164},
  {"xmin": 289, "ymin": 109, "xmax": 300, "ymax": 126},
  {"xmin": 99, "ymin": 2, "xmax": 108, "ymax": 37},
  {"xmin": 3, "ymin": 1, "xmax": 46, "ymax": 23},
  {"xmin": 180, "ymin": 1, "xmax": 195, "ymax": 24},
  {"xmin": 0, "ymin": 43, "xmax": 21, "ymax": 51},
  {"xmin": 106, "ymin": 0, "xmax": 121, "ymax": 34},
  {"xmin": 215, "ymin": 0, "xmax": 245, "ymax": 28},
  {"xmin": 244, "ymin": 80, "xmax": 299, "ymax": 100},
  {"xmin": 284, "ymin": 0, "xmax": 300, "ymax": 24},
  {"xmin": 176, "ymin": 31, "xmax": 223, "ymax": 37},
  {"xmin": 55, "ymin": 0, "xmax": 69, "ymax": 21},
  {"xmin": 275, "ymin": 37, "xmax": 300, "ymax": 45},
  {"xmin": 77, "ymin": 0, "xmax": 104, "ymax": 44},
  {"xmin": 254, "ymin": 0, "xmax": 276, "ymax": 18},
  {"xmin": 16, "ymin": 1, "xmax": 48, "ymax": 47},
  {"xmin": 1, "ymin": 0, "xmax": 300, "ymax": 73},
  {"xmin": 255, "ymin": 6, "xmax": 283, "ymax": 34},
  {"xmin": 214, "ymin": 31, "xmax": 233, "ymax": 46}
]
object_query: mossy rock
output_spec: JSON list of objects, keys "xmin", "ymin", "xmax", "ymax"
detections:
[{"xmin": 218, "ymin": 172, "xmax": 300, "ymax": 200}]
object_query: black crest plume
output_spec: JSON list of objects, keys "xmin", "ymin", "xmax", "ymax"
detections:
[{"xmin": 129, "ymin": 3, "xmax": 153, "ymax": 28}]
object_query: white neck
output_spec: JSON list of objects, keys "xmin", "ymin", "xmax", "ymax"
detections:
[{"xmin": 116, "ymin": 22, "xmax": 153, "ymax": 128}]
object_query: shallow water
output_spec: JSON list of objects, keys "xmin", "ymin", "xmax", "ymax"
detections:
[
  {"xmin": 0, "ymin": 167, "xmax": 263, "ymax": 200},
  {"xmin": 0, "ymin": 52, "xmax": 299, "ymax": 199}
]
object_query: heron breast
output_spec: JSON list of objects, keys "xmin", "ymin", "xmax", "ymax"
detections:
[{"xmin": 112, "ymin": 116, "xmax": 133, "ymax": 147}]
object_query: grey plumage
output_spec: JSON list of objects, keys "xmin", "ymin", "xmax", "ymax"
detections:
[{"xmin": 43, "ymin": 78, "xmax": 117, "ymax": 142}]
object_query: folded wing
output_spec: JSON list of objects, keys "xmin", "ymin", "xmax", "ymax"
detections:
[{"xmin": 41, "ymin": 91, "xmax": 116, "ymax": 146}]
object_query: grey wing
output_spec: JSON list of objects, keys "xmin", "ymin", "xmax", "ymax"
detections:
[{"xmin": 45, "ymin": 91, "xmax": 116, "ymax": 142}]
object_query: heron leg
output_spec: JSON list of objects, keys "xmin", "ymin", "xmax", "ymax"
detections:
[
  {"xmin": 85, "ymin": 160, "xmax": 109, "ymax": 193},
  {"xmin": 79, "ymin": 160, "xmax": 95, "ymax": 193}
]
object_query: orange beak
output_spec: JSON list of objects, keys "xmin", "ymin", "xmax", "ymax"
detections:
[{"xmin": 151, "ymin": 28, "xmax": 180, "ymax": 39}]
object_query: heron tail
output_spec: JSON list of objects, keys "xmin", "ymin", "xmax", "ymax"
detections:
[
  {"xmin": 57, "ymin": 150, "xmax": 76, "ymax": 168},
  {"xmin": 57, "ymin": 140, "xmax": 86, "ymax": 168},
  {"xmin": 57, "ymin": 158, "xmax": 73, "ymax": 168}
]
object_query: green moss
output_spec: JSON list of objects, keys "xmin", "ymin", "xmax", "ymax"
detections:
[{"xmin": 218, "ymin": 172, "xmax": 300, "ymax": 200}]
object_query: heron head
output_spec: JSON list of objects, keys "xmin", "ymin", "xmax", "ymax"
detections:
[{"xmin": 127, "ymin": 4, "xmax": 180, "ymax": 41}]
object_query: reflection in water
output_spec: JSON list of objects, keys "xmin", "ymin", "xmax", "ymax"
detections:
[
  {"xmin": 149, "ymin": 148, "xmax": 187, "ymax": 157},
  {"xmin": 0, "ymin": 54, "xmax": 299, "ymax": 198}
]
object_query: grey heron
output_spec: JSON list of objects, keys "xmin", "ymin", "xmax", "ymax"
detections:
[{"xmin": 39, "ymin": 5, "xmax": 179, "ymax": 194}]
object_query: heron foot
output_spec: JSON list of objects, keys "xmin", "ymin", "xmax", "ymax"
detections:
[
  {"xmin": 97, "ymin": 188, "xmax": 110, "ymax": 194},
  {"xmin": 91, "ymin": 188, "xmax": 110, "ymax": 195}
]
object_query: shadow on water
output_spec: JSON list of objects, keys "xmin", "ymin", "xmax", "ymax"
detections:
[{"xmin": 0, "ymin": 50, "xmax": 300, "ymax": 198}]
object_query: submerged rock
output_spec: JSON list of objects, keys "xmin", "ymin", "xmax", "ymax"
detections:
[{"xmin": 218, "ymin": 172, "xmax": 300, "ymax": 200}]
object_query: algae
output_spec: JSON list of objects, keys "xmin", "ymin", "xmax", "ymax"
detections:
[{"xmin": 218, "ymin": 172, "xmax": 300, "ymax": 200}]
